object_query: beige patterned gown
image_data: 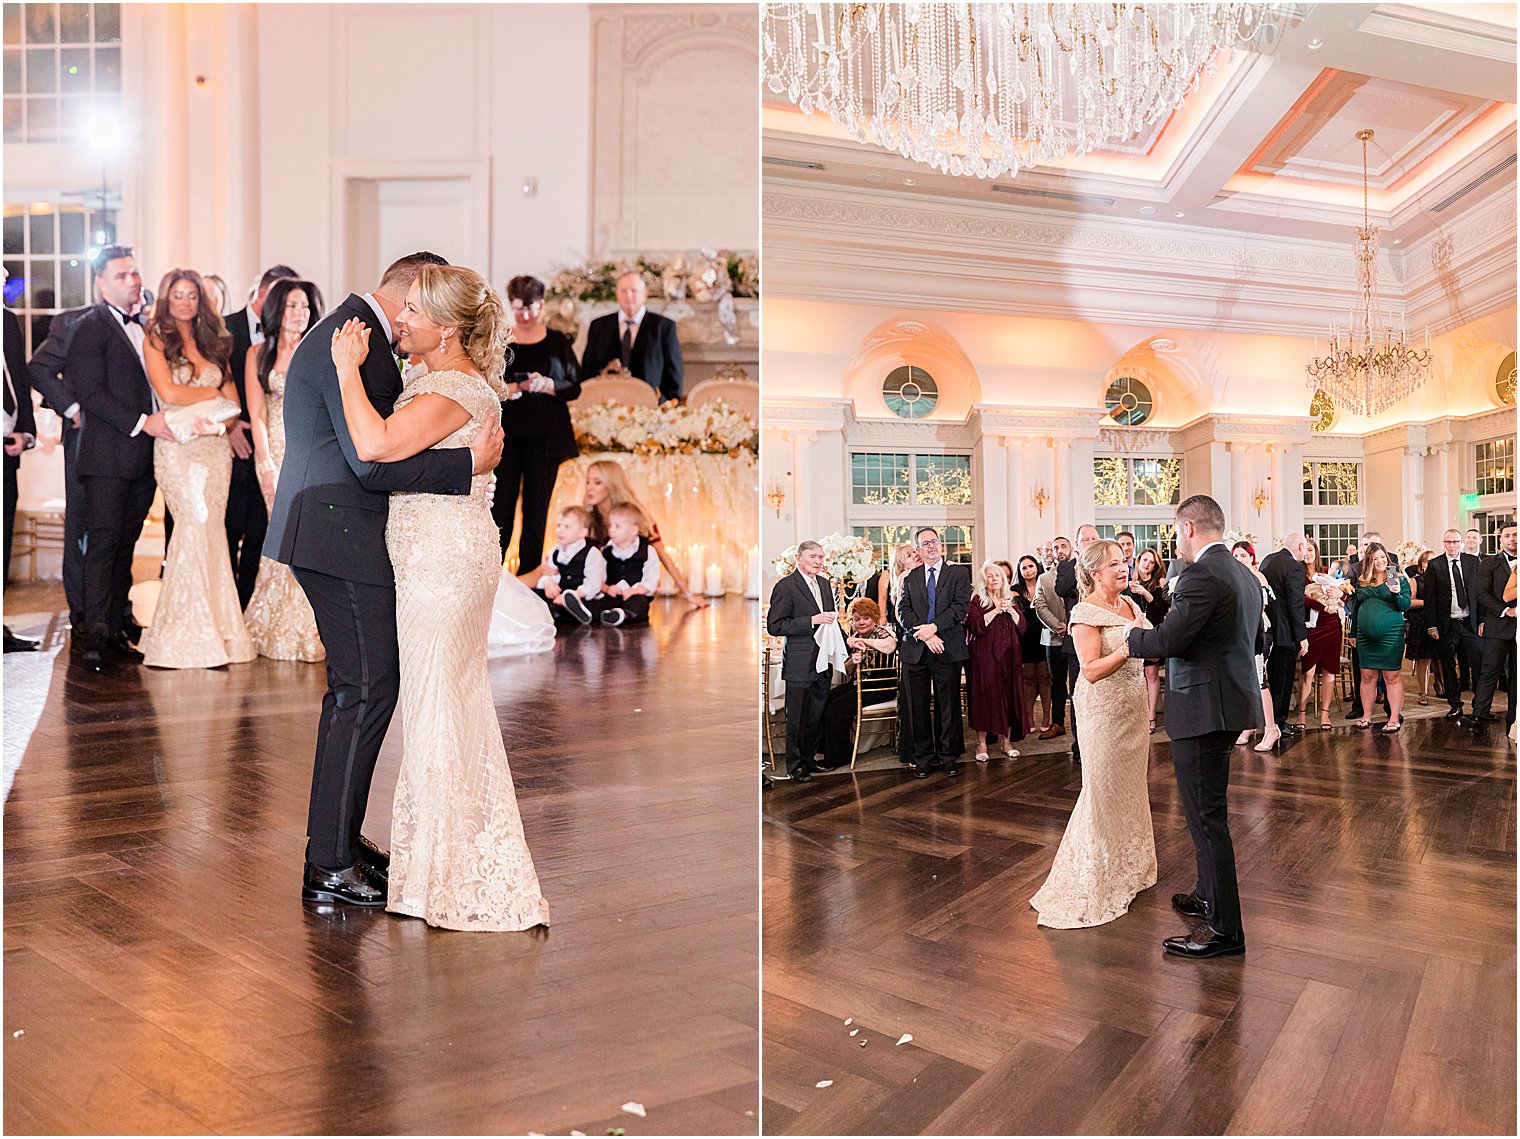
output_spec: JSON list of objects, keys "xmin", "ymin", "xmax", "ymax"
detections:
[
  {"xmin": 1030, "ymin": 599, "xmax": 1157, "ymax": 929},
  {"xmin": 140, "ymin": 362, "xmax": 257, "ymax": 670},
  {"xmin": 244, "ymin": 369, "xmax": 325, "ymax": 661},
  {"xmin": 385, "ymin": 368, "xmax": 550, "ymax": 932}
]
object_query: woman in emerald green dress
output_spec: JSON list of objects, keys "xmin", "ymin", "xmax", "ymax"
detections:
[{"xmin": 1353, "ymin": 542, "xmax": 1410, "ymax": 733}]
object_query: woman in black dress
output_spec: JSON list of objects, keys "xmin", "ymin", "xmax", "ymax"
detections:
[
  {"xmin": 1011, "ymin": 554, "xmax": 1052, "ymax": 735},
  {"xmin": 1125, "ymin": 547, "xmax": 1171, "ymax": 732},
  {"xmin": 1405, "ymin": 550, "xmax": 1437, "ymax": 704},
  {"xmin": 493, "ymin": 274, "xmax": 581, "ymax": 571}
]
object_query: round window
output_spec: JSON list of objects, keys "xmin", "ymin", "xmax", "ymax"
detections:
[
  {"xmin": 883, "ymin": 365, "xmax": 938, "ymax": 419},
  {"xmin": 1104, "ymin": 376, "xmax": 1153, "ymax": 426},
  {"xmin": 1497, "ymin": 351, "xmax": 1516, "ymax": 407}
]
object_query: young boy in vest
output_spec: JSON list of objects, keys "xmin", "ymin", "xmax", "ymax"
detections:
[
  {"xmin": 588, "ymin": 502, "xmax": 659, "ymax": 626},
  {"xmin": 535, "ymin": 505, "xmax": 606, "ymax": 627}
]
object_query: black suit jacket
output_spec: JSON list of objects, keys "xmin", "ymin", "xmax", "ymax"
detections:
[
  {"xmin": 3, "ymin": 308, "xmax": 36, "ymax": 443},
  {"xmin": 1127, "ymin": 544, "xmax": 1264, "ymax": 739},
  {"xmin": 1259, "ymin": 547, "xmax": 1307, "ymax": 648},
  {"xmin": 1422, "ymin": 552, "xmax": 1483, "ymax": 639},
  {"xmin": 65, "ymin": 302, "xmax": 157, "ymax": 479},
  {"xmin": 1475, "ymin": 552, "xmax": 1517, "ymax": 640},
  {"xmin": 581, "ymin": 310, "xmax": 683, "ymax": 402},
  {"xmin": 26, "ymin": 304, "xmax": 91, "ymax": 418},
  {"xmin": 261, "ymin": 293, "xmax": 473, "ymax": 586},
  {"xmin": 502, "ymin": 329, "xmax": 581, "ymax": 460},
  {"xmin": 766, "ymin": 570, "xmax": 832, "ymax": 680},
  {"xmin": 225, "ymin": 306, "xmax": 256, "ymax": 429},
  {"xmin": 897, "ymin": 561, "xmax": 971, "ymax": 664},
  {"xmin": 1054, "ymin": 557, "xmax": 1080, "ymax": 657}
]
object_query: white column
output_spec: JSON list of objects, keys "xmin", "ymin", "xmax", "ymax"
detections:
[
  {"xmin": 974, "ymin": 435, "xmax": 1008, "ymax": 562},
  {"xmin": 1227, "ymin": 442, "xmax": 1247, "ymax": 531},
  {"xmin": 1049, "ymin": 437, "xmax": 1067, "ymax": 538},
  {"xmin": 1068, "ymin": 436, "xmax": 1097, "ymax": 531},
  {"xmin": 1006, "ymin": 437, "xmax": 1026, "ymax": 555},
  {"xmin": 789, "ymin": 429, "xmax": 816, "ymax": 542},
  {"xmin": 1403, "ymin": 446, "xmax": 1426, "ymax": 542}
]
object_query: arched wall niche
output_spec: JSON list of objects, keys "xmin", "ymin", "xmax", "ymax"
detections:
[
  {"xmin": 842, "ymin": 316, "xmax": 983, "ymax": 420},
  {"xmin": 1100, "ymin": 331, "xmax": 1216, "ymax": 427}
]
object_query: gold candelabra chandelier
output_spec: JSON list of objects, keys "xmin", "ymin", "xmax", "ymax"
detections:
[{"xmin": 1304, "ymin": 129, "xmax": 1432, "ymax": 417}]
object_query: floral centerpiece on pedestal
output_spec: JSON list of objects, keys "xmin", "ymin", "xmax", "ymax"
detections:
[
  {"xmin": 1395, "ymin": 540, "xmax": 1427, "ymax": 570},
  {"xmin": 772, "ymin": 533, "xmax": 876, "ymax": 609},
  {"xmin": 570, "ymin": 399, "xmax": 757, "ymax": 457},
  {"xmin": 1222, "ymin": 528, "xmax": 1260, "ymax": 552}
]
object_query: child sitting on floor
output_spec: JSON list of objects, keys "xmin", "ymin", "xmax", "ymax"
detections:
[
  {"xmin": 587, "ymin": 502, "xmax": 660, "ymax": 627},
  {"xmin": 535, "ymin": 505, "xmax": 606, "ymax": 627}
]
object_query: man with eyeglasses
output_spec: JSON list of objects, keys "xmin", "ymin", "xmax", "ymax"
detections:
[
  {"xmin": 897, "ymin": 527, "xmax": 972, "ymax": 779},
  {"xmin": 1471, "ymin": 523, "xmax": 1517, "ymax": 736},
  {"xmin": 1423, "ymin": 528, "xmax": 1483, "ymax": 721}
]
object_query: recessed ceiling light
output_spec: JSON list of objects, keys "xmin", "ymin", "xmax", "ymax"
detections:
[
  {"xmin": 1138, "ymin": 206, "xmax": 1158, "ymax": 217},
  {"xmin": 1307, "ymin": 36, "xmax": 1324, "ymax": 49},
  {"xmin": 1173, "ymin": 211, "xmax": 1186, "ymax": 218},
  {"xmin": 902, "ymin": 178, "xmax": 916, "ymax": 185},
  {"xmin": 1149, "ymin": 338, "xmax": 1178, "ymax": 352},
  {"xmin": 1392, "ymin": 237, "xmax": 1402, "ymax": 244},
  {"xmin": 865, "ymin": 173, "xmax": 886, "ymax": 185}
]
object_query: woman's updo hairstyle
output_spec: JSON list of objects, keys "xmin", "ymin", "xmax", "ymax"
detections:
[
  {"xmin": 1076, "ymin": 538, "xmax": 1122, "ymax": 599},
  {"xmin": 413, "ymin": 264, "xmax": 514, "ymax": 398}
]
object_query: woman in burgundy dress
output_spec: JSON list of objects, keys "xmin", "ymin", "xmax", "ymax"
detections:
[
  {"xmin": 965, "ymin": 560, "xmax": 1027, "ymax": 761},
  {"xmin": 1298, "ymin": 540, "xmax": 1347, "ymax": 730}
]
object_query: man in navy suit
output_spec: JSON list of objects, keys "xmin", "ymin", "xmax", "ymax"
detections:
[
  {"xmin": 579, "ymin": 271, "xmax": 683, "ymax": 402},
  {"xmin": 897, "ymin": 526, "xmax": 972, "ymax": 779},
  {"xmin": 264, "ymin": 251, "xmax": 503, "ymax": 907},
  {"xmin": 1127, "ymin": 495, "xmax": 1263, "ymax": 959}
]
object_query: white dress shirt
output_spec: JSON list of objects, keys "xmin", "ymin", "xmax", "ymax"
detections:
[
  {"xmin": 1446, "ymin": 555, "xmax": 1469, "ymax": 619},
  {"xmin": 109, "ymin": 303, "xmax": 156, "ymax": 437},
  {"xmin": 361, "ymin": 293, "xmax": 395, "ymax": 346},
  {"xmin": 607, "ymin": 537, "xmax": 661, "ymax": 593},
  {"xmin": 540, "ymin": 538, "xmax": 606, "ymax": 599}
]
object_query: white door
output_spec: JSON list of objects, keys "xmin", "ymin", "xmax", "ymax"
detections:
[{"xmin": 343, "ymin": 177, "xmax": 477, "ymax": 292}]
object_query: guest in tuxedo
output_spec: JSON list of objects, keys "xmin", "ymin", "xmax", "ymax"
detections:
[
  {"xmin": 224, "ymin": 264, "xmax": 298, "ymax": 607},
  {"xmin": 766, "ymin": 539, "xmax": 836, "ymax": 783},
  {"xmin": 897, "ymin": 526, "xmax": 972, "ymax": 779},
  {"xmin": 1465, "ymin": 529, "xmax": 1483, "ymax": 557},
  {"xmin": 1126, "ymin": 494, "xmax": 1261, "ymax": 959},
  {"xmin": 1033, "ymin": 535, "xmax": 1072, "ymax": 740},
  {"xmin": 264, "ymin": 251, "xmax": 504, "ymax": 905},
  {"xmin": 3, "ymin": 301, "xmax": 40, "ymax": 651},
  {"xmin": 1424, "ymin": 528, "xmax": 1483, "ymax": 720},
  {"xmin": 1260, "ymin": 533, "xmax": 1310, "ymax": 739},
  {"xmin": 493, "ymin": 274, "xmax": 581, "ymax": 571},
  {"xmin": 579, "ymin": 271, "xmax": 683, "ymax": 402},
  {"xmin": 1471, "ymin": 524, "xmax": 1517, "ymax": 736},
  {"xmin": 66, "ymin": 246, "xmax": 178, "ymax": 671},
  {"xmin": 1055, "ymin": 524, "xmax": 1100, "ymax": 761}
]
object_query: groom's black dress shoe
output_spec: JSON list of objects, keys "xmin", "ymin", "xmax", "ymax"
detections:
[
  {"xmin": 105, "ymin": 633, "xmax": 144, "ymax": 663},
  {"xmin": 301, "ymin": 863, "xmax": 386, "ymax": 906},
  {"xmin": 3, "ymin": 628, "xmax": 40, "ymax": 653},
  {"xmin": 942, "ymin": 762, "xmax": 961, "ymax": 778},
  {"xmin": 1171, "ymin": 892, "xmax": 1209, "ymax": 920},
  {"xmin": 1163, "ymin": 925, "xmax": 1245, "ymax": 959},
  {"xmin": 356, "ymin": 836, "xmax": 390, "ymax": 882}
]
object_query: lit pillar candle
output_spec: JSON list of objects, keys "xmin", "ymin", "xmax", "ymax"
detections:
[
  {"xmin": 705, "ymin": 563, "xmax": 724, "ymax": 596},
  {"xmin": 687, "ymin": 542, "xmax": 705, "ymax": 589},
  {"xmin": 746, "ymin": 545, "xmax": 761, "ymax": 598}
]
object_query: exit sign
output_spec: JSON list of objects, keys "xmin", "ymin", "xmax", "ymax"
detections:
[{"xmin": 1461, "ymin": 493, "xmax": 1480, "ymax": 510}]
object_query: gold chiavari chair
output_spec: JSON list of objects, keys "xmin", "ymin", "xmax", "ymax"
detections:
[
  {"xmin": 851, "ymin": 648, "xmax": 900, "ymax": 769},
  {"xmin": 761, "ymin": 641, "xmax": 788, "ymax": 772}
]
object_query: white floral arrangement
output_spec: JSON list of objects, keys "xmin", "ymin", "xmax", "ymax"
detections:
[
  {"xmin": 1395, "ymin": 539, "xmax": 1427, "ymax": 569},
  {"xmin": 570, "ymin": 399, "xmax": 757, "ymax": 457},
  {"xmin": 772, "ymin": 533, "xmax": 876, "ymax": 585},
  {"xmin": 547, "ymin": 249, "xmax": 758, "ymax": 304},
  {"xmin": 1222, "ymin": 528, "xmax": 1260, "ymax": 551}
]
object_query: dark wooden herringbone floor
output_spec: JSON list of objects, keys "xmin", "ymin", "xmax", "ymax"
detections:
[
  {"xmin": 762, "ymin": 714, "xmax": 1516, "ymax": 1135},
  {"xmin": 5, "ymin": 594, "xmax": 759, "ymax": 1136}
]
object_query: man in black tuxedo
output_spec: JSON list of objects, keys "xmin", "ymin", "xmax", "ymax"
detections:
[
  {"xmin": 765, "ymin": 539, "xmax": 836, "ymax": 783},
  {"xmin": 224, "ymin": 264, "xmax": 297, "ymax": 608},
  {"xmin": 66, "ymin": 247, "xmax": 177, "ymax": 671},
  {"xmin": 1470, "ymin": 523, "xmax": 1517, "ymax": 736},
  {"xmin": 1423, "ymin": 528, "xmax": 1483, "ymax": 720},
  {"xmin": 897, "ymin": 526, "xmax": 972, "ymax": 779},
  {"xmin": 1259, "ymin": 533, "xmax": 1310, "ymax": 738},
  {"xmin": 3, "ymin": 302, "xmax": 40, "ymax": 651},
  {"xmin": 579, "ymin": 271, "xmax": 683, "ymax": 402},
  {"xmin": 264, "ymin": 251, "xmax": 503, "ymax": 907},
  {"xmin": 1055, "ymin": 523, "xmax": 1099, "ymax": 762},
  {"xmin": 1127, "ymin": 495, "xmax": 1261, "ymax": 959}
]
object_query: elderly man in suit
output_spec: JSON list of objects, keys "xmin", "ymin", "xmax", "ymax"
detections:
[
  {"xmin": 1470, "ymin": 523, "xmax": 1517, "ymax": 737},
  {"xmin": 1260, "ymin": 532, "xmax": 1310, "ymax": 739},
  {"xmin": 766, "ymin": 540, "xmax": 836, "ymax": 783},
  {"xmin": 897, "ymin": 526, "xmax": 972, "ymax": 779},
  {"xmin": 1423, "ymin": 527, "xmax": 1484, "ymax": 721},
  {"xmin": 1127, "ymin": 494, "xmax": 1263, "ymax": 959},
  {"xmin": 3, "ymin": 299, "xmax": 39, "ymax": 651},
  {"xmin": 579, "ymin": 271, "xmax": 683, "ymax": 403}
]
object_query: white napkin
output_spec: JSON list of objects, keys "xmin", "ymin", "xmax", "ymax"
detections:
[{"xmin": 814, "ymin": 617, "xmax": 849, "ymax": 674}]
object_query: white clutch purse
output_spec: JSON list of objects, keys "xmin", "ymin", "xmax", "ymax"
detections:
[{"xmin": 162, "ymin": 397, "xmax": 242, "ymax": 444}]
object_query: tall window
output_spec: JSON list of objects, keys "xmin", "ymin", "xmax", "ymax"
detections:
[
  {"xmin": 1093, "ymin": 455, "xmax": 1181, "ymax": 559},
  {"xmin": 850, "ymin": 451, "xmax": 974, "ymax": 566},
  {"xmin": 1305, "ymin": 523, "xmax": 1361, "ymax": 562},
  {"xmin": 1474, "ymin": 439, "xmax": 1514, "ymax": 498},
  {"xmin": 1474, "ymin": 511, "xmax": 1516, "ymax": 555},
  {"xmin": 1302, "ymin": 459, "xmax": 1363, "ymax": 562},
  {"xmin": 3, "ymin": 202, "xmax": 92, "ymax": 355},
  {"xmin": 1302, "ymin": 461, "xmax": 1360, "ymax": 506},
  {"xmin": 3, "ymin": 3, "xmax": 121, "ymax": 144}
]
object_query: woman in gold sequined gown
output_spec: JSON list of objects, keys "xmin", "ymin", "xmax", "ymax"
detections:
[
  {"xmin": 1030, "ymin": 538, "xmax": 1157, "ymax": 929},
  {"xmin": 138, "ymin": 269, "xmax": 256, "ymax": 670},
  {"xmin": 330, "ymin": 263, "xmax": 549, "ymax": 933},
  {"xmin": 244, "ymin": 279, "xmax": 326, "ymax": 662}
]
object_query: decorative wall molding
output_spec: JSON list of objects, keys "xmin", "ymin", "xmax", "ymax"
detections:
[
  {"xmin": 1174, "ymin": 413, "xmax": 1319, "ymax": 451},
  {"xmin": 760, "ymin": 398, "xmax": 852, "ymax": 433},
  {"xmin": 1359, "ymin": 3, "xmax": 1518, "ymax": 64}
]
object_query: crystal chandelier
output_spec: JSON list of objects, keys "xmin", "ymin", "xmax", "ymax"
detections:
[
  {"xmin": 1304, "ymin": 129, "xmax": 1431, "ymax": 418},
  {"xmin": 761, "ymin": 3, "xmax": 1266, "ymax": 180}
]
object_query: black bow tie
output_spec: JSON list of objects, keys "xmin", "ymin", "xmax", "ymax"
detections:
[{"xmin": 119, "ymin": 310, "xmax": 142, "ymax": 327}]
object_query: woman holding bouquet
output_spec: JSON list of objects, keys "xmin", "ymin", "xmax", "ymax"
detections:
[{"xmin": 1298, "ymin": 540, "xmax": 1347, "ymax": 730}]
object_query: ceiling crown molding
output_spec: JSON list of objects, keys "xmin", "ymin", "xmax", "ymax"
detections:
[{"xmin": 1359, "ymin": 4, "xmax": 1517, "ymax": 63}]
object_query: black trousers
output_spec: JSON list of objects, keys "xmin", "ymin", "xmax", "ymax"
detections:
[
  {"xmin": 586, "ymin": 592, "xmax": 651, "ymax": 625},
  {"xmin": 292, "ymin": 566, "xmax": 402, "ymax": 871},
  {"xmin": 225, "ymin": 454, "xmax": 267, "ymax": 609},
  {"xmin": 783, "ymin": 670, "xmax": 830, "ymax": 778},
  {"xmin": 80, "ymin": 472, "xmax": 156, "ymax": 644},
  {"xmin": 1266, "ymin": 644, "xmax": 1298, "ymax": 724},
  {"xmin": 57, "ymin": 423, "xmax": 86, "ymax": 623},
  {"xmin": 1045, "ymin": 643, "xmax": 1069, "ymax": 725},
  {"xmin": 1171, "ymin": 728, "xmax": 1243, "ymax": 937},
  {"xmin": 1063, "ymin": 645, "xmax": 1080, "ymax": 753},
  {"xmin": 1436, "ymin": 622, "xmax": 1481, "ymax": 712},
  {"xmin": 1473, "ymin": 635, "xmax": 1516, "ymax": 726},
  {"xmin": 905, "ymin": 653, "xmax": 965, "ymax": 770},
  {"xmin": 492, "ymin": 438, "xmax": 564, "ymax": 572},
  {"xmin": 3, "ymin": 454, "xmax": 17, "ymax": 586}
]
